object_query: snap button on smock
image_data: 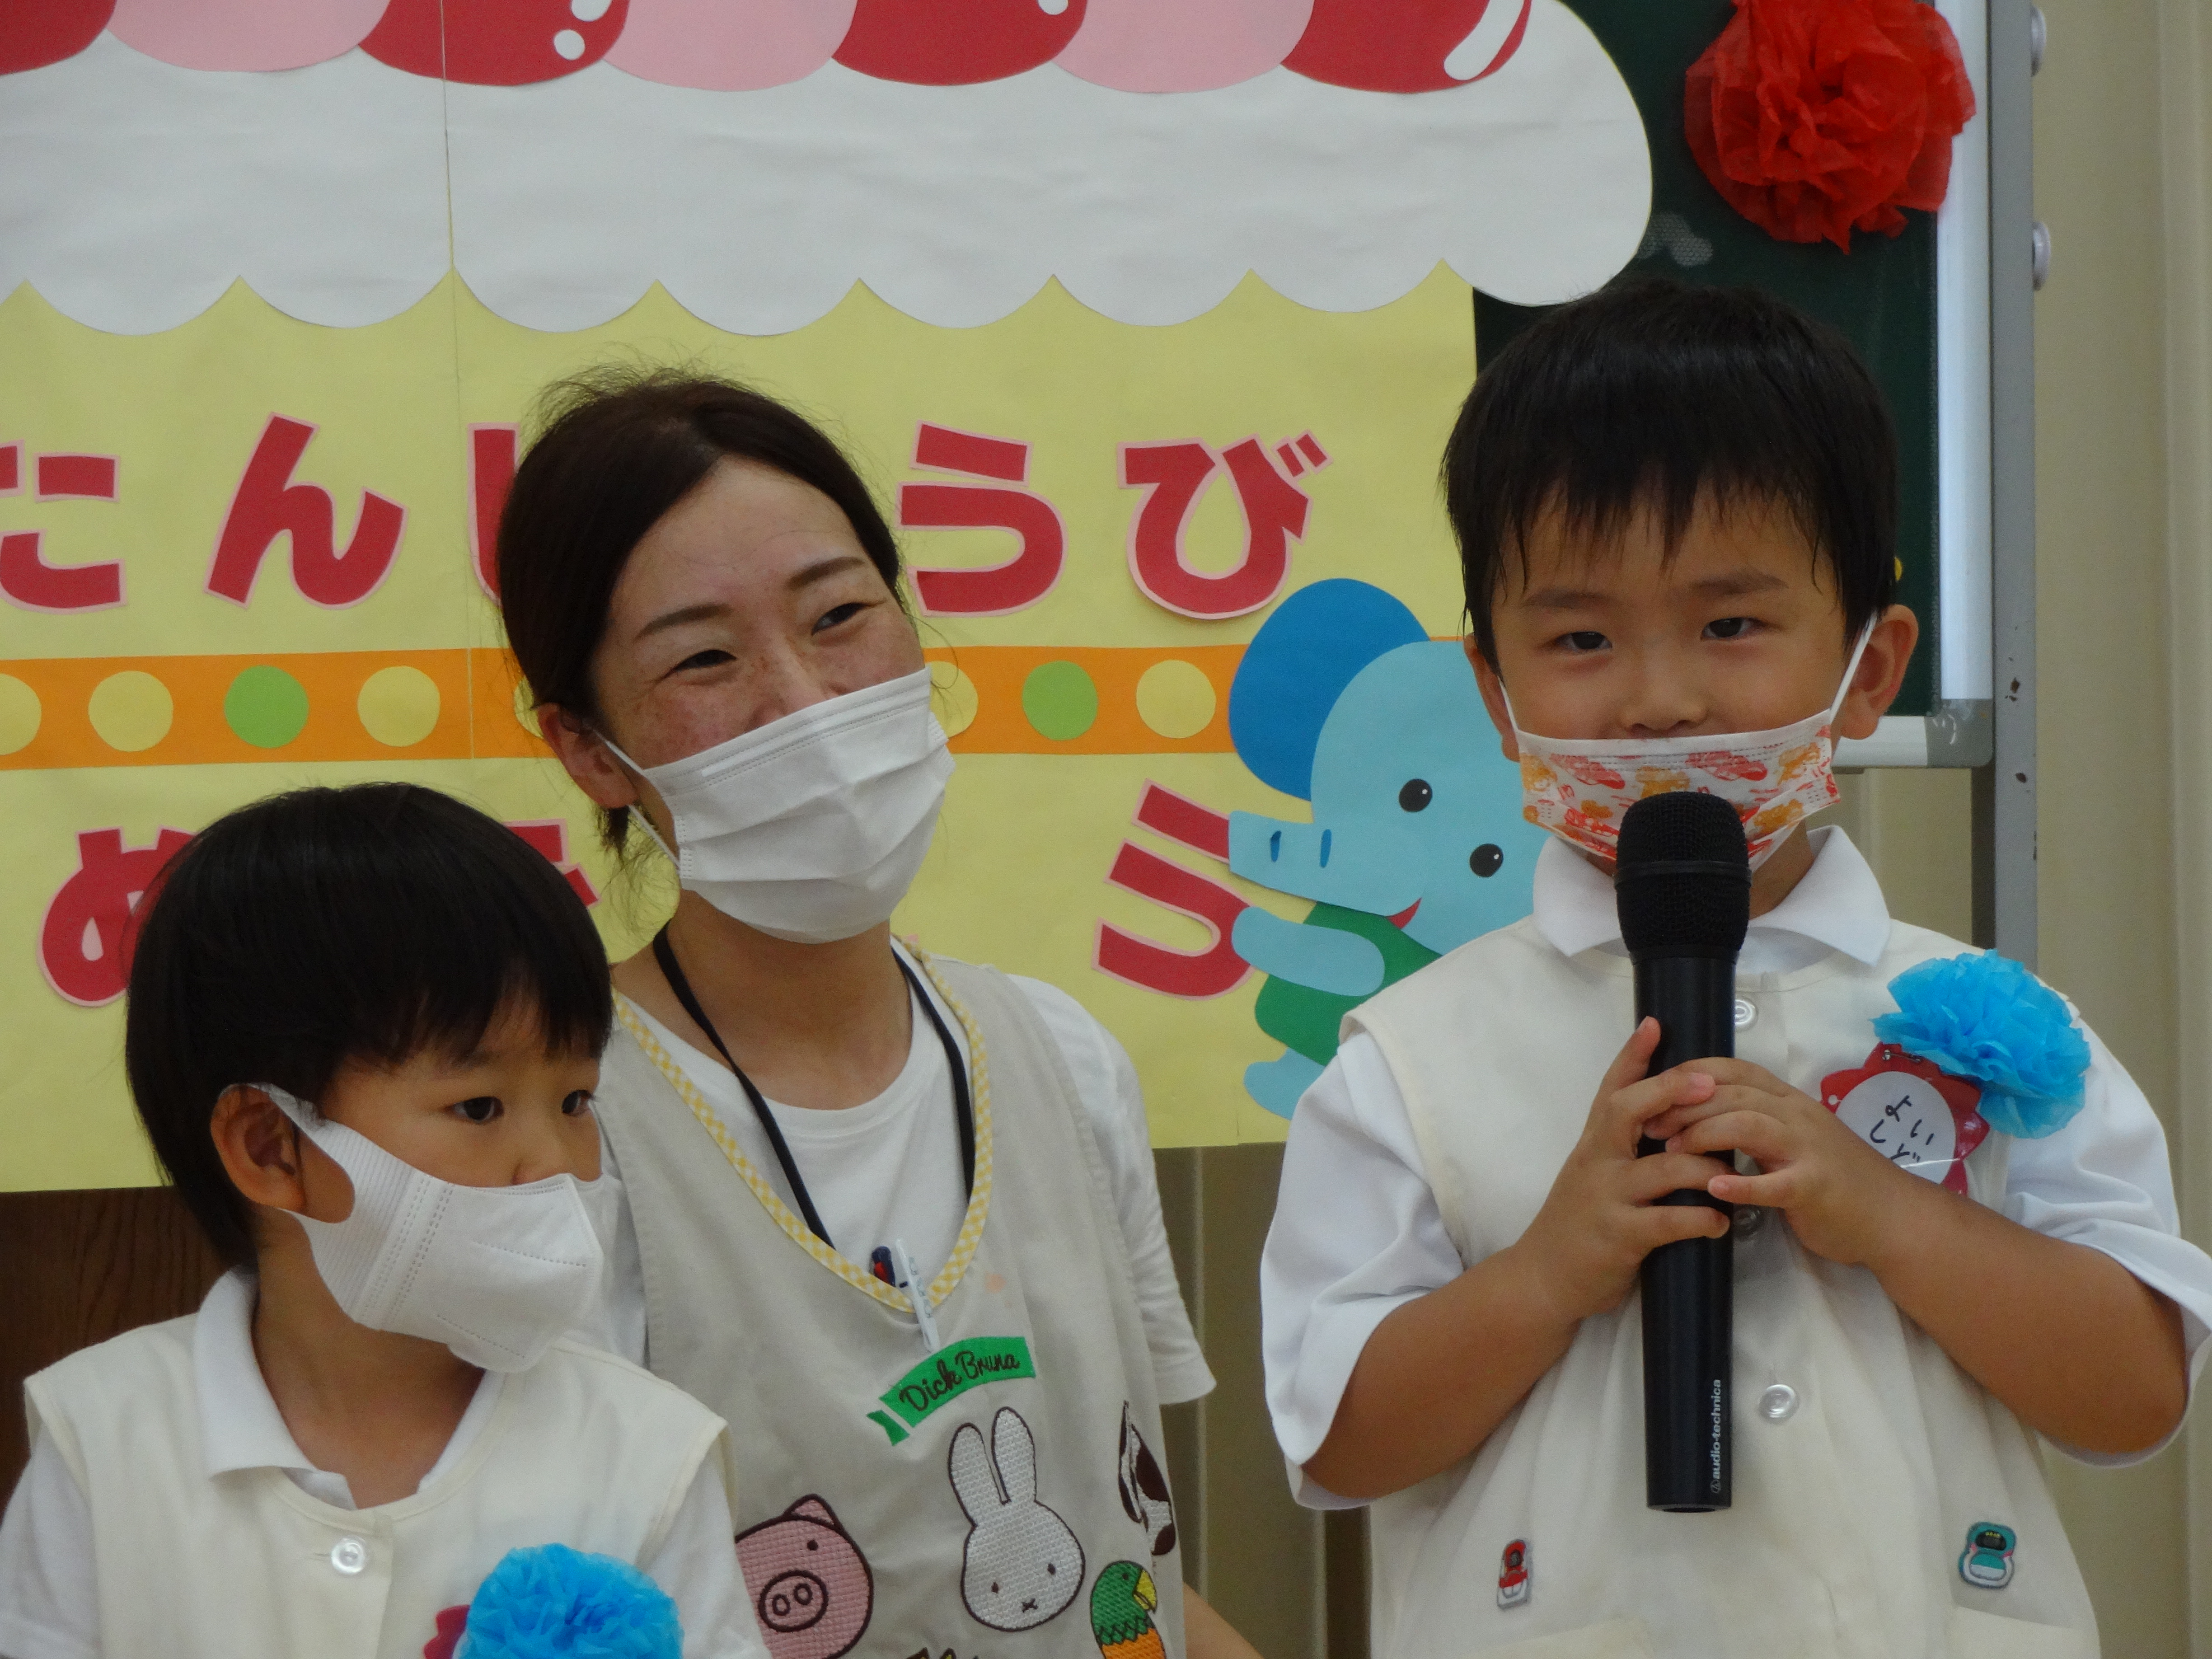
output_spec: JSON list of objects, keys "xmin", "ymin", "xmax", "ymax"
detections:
[
  {"xmin": 330, "ymin": 1536, "xmax": 368, "ymax": 1575},
  {"xmin": 1733, "ymin": 996, "xmax": 1757, "ymax": 1030},
  {"xmin": 1732, "ymin": 1204, "xmax": 1765, "ymax": 1237},
  {"xmin": 1758, "ymin": 1383, "xmax": 1799, "ymax": 1423}
]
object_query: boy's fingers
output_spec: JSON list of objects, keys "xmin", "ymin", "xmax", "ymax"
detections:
[
  {"xmin": 1669, "ymin": 1111, "xmax": 1793, "ymax": 1166},
  {"xmin": 1664, "ymin": 1056, "xmax": 1791, "ymax": 1096},
  {"xmin": 1623, "ymin": 1151, "xmax": 1735, "ymax": 1204},
  {"xmin": 1632, "ymin": 1203, "xmax": 1733, "ymax": 1250},
  {"xmin": 1595, "ymin": 1018, "xmax": 1662, "ymax": 1099},
  {"xmin": 1604, "ymin": 1069, "xmax": 1717, "ymax": 1145},
  {"xmin": 1710, "ymin": 1168, "xmax": 1793, "ymax": 1208}
]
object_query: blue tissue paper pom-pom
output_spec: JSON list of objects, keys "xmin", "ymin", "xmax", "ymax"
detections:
[
  {"xmin": 460, "ymin": 1544, "xmax": 682, "ymax": 1659},
  {"xmin": 1870, "ymin": 951, "xmax": 2090, "ymax": 1138}
]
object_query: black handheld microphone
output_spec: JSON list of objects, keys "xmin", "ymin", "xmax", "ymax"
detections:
[{"xmin": 1614, "ymin": 791, "xmax": 1751, "ymax": 1513}]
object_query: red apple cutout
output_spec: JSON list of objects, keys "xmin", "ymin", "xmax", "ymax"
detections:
[
  {"xmin": 1, "ymin": 0, "xmax": 115, "ymax": 75},
  {"xmin": 1284, "ymin": 0, "xmax": 1531, "ymax": 93},
  {"xmin": 834, "ymin": 0, "xmax": 1085, "ymax": 85},
  {"xmin": 362, "ymin": 0, "xmax": 632, "ymax": 84}
]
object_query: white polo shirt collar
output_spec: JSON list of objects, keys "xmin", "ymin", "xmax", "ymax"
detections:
[
  {"xmin": 1532, "ymin": 824, "xmax": 1893, "ymax": 970},
  {"xmin": 192, "ymin": 1267, "xmax": 497, "ymax": 1508}
]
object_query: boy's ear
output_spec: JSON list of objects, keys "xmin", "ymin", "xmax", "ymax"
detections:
[
  {"xmin": 1835, "ymin": 605, "xmax": 1921, "ymax": 741},
  {"xmin": 1462, "ymin": 637, "xmax": 1521, "ymax": 763},
  {"xmin": 211, "ymin": 1086, "xmax": 310, "ymax": 1217}
]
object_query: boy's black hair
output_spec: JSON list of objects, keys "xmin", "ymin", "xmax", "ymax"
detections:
[
  {"xmin": 1444, "ymin": 275, "xmax": 1898, "ymax": 665},
  {"xmin": 123, "ymin": 783, "xmax": 614, "ymax": 1265}
]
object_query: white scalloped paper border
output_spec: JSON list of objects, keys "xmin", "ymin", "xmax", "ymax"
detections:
[{"xmin": 0, "ymin": 0, "xmax": 1648, "ymax": 337}]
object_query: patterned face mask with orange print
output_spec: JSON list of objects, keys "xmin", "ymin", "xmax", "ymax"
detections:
[{"xmin": 1505, "ymin": 628, "xmax": 1874, "ymax": 872}]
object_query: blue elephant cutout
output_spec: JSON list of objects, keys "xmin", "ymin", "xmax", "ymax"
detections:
[{"xmin": 1226, "ymin": 579, "xmax": 1547, "ymax": 1117}]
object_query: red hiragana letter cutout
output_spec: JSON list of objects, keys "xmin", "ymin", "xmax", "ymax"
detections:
[
  {"xmin": 1095, "ymin": 842, "xmax": 1249, "ymax": 999},
  {"xmin": 900, "ymin": 424, "xmax": 1066, "ymax": 616},
  {"xmin": 1133, "ymin": 782, "xmax": 1231, "ymax": 861},
  {"xmin": 1121, "ymin": 435, "xmax": 1321, "ymax": 619},
  {"xmin": 470, "ymin": 425, "xmax": 519, "ymax": 600},
  {"xmin": 0, "ymin": 444, "xmax": 20, "ymax": 493},
  {"xmin": 0, "ymin": 530, "xmax": 123, "ymax": 611},
  {"xmin": 206, "ymin": 415, "xmax": 406, "ymax": 608},
  {"xmin": 36, "ymin": 453, "xmax": 118, "ymax": 500},
  {"xmin": 504, "ymin": 820, "xmax": 600, "ymax": 907},
  {"xmin": 39, "ymin": 828, "xmax": 193, "ymax": 1007}
]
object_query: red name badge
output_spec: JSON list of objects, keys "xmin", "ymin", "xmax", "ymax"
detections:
[{"xmin": 1818, "ymin": 1045, "xmax": 1988, "ymax": 1195}]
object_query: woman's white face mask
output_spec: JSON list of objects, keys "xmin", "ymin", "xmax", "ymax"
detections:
[
  {"xmin": 258, "ymin": 1084, "xmax": 609, "ymax": 1373},
  {"xmin": 605, "ymin": 666, "xmax": 953, "ymax": 944}
]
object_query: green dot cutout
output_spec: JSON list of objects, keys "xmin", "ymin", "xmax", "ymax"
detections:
[
  {"xmin": 224, "ymin": 665, "xmax": 310, "ymax": 750},
  {"xmin": 1021, "ymin": 660, "xmax": 1099, "ymax": 742}
]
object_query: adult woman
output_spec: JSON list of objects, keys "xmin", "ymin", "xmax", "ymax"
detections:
[{"xmin": 499, "ymin": 371, "xmax": 1256, "ymax": 1659}]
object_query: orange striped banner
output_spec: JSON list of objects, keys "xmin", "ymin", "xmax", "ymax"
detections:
[{"xmin": 0, "ymin": 645, "xmax": 1257, "ymax": 769}]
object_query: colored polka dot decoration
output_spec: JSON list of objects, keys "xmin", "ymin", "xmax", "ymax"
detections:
[
  {"xmin": 0, "ymin": 674, "xmax": 41, "ymax": 755},
  {"xmin": 223, "ymin": 664, "xmax": 310, "ymax": 749},
  {"xmin": 88, "ymin": 670, "xmax": 173, "ymax": 752},
  {"xmin": 358, "ymin": 665, "xmax": 442, "ymax": 747},
  {"xmin": 931, "ymin": 663, "xmax": 979, "ymax": 738},
  {"xmin": 1134, "ymin": 658, "xmax": 1216, "ymax": 740},
  {"xmin": 1021, "ymin": 660, "xmax": 1099, "ymax": 741}
]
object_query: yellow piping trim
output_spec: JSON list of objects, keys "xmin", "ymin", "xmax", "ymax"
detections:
[{"xmin": 614, "ymin": 943, "xmax": 994, "ymax": 1317}]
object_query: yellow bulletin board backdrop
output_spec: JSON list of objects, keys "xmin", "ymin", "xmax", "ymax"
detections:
[{"xmin": 1, "ymin": 266, "xmax": 1478, "ymax": 1189}]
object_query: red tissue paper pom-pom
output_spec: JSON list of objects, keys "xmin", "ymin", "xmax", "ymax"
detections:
[{"xmin": 1685, "ymin": 0, "xmax": 1976, "ymax": 251}]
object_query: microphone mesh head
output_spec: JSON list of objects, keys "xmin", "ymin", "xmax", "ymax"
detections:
[{"xmin": 1614, "ymin": 792, "xmax": 1751, "ymax": 956}]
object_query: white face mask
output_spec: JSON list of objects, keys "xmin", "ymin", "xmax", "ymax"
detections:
[
  {"xmin": 258, "ymin": 1084, "xmax": 608, "ymax": 1373},
  {"xmin": 1508, "ymin": 627, "xmax": 1874, "ymax": 872},
  {"xmin": 606, "ymin": 666, "xmax": 953, "ymax": 945}
]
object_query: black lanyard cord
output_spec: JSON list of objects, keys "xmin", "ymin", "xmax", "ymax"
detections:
[{"xmin": 648, "ymin": 927, "xmax": 975, "ymax": 1251}]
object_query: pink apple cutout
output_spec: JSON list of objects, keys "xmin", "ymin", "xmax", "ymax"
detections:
[
  {"xmin": 1057, "ymin": 0, "xmax": 1313, "ymax": 93},
  {"xmin": 108, "ymin": 0, "xmax": 388, "ymax": 71},
  {"xmin": 608, "ymin": 0, "xmax": 856, "ymax": 90}
]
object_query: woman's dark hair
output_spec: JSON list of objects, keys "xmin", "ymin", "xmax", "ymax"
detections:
[
  {"xmin": 1443, "ymin": 275, "xmax": 1897, "ymax": 665},
  {"xmin": 122, "ymin": 783, "xmax": 614, "ymax": 1265},
  {"xmin": 497, "ymin": 367, "xmax": 905, "ymax": 848}
]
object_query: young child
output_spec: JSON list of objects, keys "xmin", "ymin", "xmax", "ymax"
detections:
[
  {"xmin": 0, "ymin": 783, "xmax": 765, "ymax": 1659},
  {"xmin": 1260, "ymin": 278, "xmax": 2212, "ymax": 1658}
]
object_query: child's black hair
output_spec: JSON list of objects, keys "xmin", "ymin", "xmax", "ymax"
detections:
[
  {"xmin": 1444, "ymin": 275, "xmax": 1898, "ymax": 665},
  {"xmin": 123, "ymin": 783, "xmax": 614, "ymax": 1265}
]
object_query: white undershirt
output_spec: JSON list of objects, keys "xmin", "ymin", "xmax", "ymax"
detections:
[
  {"xmin": 597, "ymin": 944, "xmax": 1217, "ymax": 1407},
  {"xmin": 0, "ymin": 1271, "xmax": 762, "ymax": 1659},
  {"xmin": 1261, "ymin": 829, "xmax": 2212, "ymax": 1506}
]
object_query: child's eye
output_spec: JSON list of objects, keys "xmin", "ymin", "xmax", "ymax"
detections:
[
  {"xmin": 1556, "ymin": 630, "xmax": 1609, "ymax": 654},
  {"xmin": 451, "ymin": 1096, "xmax": 502, "ymax": 1125},
  {"xmin": 561, "ymin": 1090, "xmax": 595, "ymax": 1118},
  {"xmin": 1704, "ymin": 616, "xmax": 1756, "ymax": 640},
  {"xmin": 813, "ymin": 600, "xmax": 867, "ymax": 634}
]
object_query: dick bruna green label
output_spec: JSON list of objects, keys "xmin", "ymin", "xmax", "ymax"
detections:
[{"xmin": 867, "ymin": 1337, "xmax": 1036, "ymax": 1443}]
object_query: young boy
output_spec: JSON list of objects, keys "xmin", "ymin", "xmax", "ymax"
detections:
[
  {"xmin": 1260, "ymin": 278, "xmax": 2212, "ymax": 1658},
  {"xmin": 0, "ymin": 784, "xmax": 764, "ymax": 1659}
]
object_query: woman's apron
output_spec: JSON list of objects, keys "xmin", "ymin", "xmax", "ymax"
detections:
[{"xmin": 598, "ymin": 952, "xmax": 1187, "ymax": 1659}]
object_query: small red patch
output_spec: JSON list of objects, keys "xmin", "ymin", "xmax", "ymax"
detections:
[
  {"xmin": 1389, "ymin": 900, "xmax": 1420, "ymax": 929},
  {"xmin": 1818, "ymin": 1044, "xmax": 1987, "ymax": 1195},
  {"xmin": 423, "ymin": 1605, "xmax": 469, "ymax": 1659}
]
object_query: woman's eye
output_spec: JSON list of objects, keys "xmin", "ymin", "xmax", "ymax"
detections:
[
  {"xmin": 452, "ymin": 1096, "xmax": 502, "ymax": 1125},
  {"xmin": 674, "ymin": 648, "xmax": 735, "ymax": 673},
  {"xmin": 1705, "ymin": 616, "xmax": 1755, "ymax": 640},
  {"xmin": 812, "ymin": 601, "xmax": 867, "ymax": 634},
  {"xmin": 562, "ymin": 1090, "xmax": 595, "ymax": 1119},
  {"xmin": 1558, "ymin": 631, "xmax": 1608, "ymax": 654}
]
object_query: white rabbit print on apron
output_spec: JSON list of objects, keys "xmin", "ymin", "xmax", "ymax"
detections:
[{"xmin": 949, "ymin": 1408, "xmax": 1085, "ymax": 1631}]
